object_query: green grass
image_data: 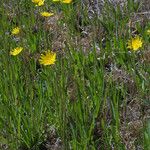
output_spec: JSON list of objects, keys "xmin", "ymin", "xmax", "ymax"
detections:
[{"xmin": 0, "ymin": 0, "xmax": 150, "ymax": 149}]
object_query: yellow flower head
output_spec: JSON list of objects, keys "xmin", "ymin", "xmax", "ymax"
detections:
[
  {"xmin": 11, "ymin": 27, "xmax": 20, "ymax": 35},
  {"xmin": 32, "ymin": 0, "xmax": 44, "ymax": 6},
  {"xmin": 10, "ymin": 47, "xmax": 23, "ymax": 56},
  {"xmin": 39, "ymin": 51, "xmax": 56, "ymax": 66},
  {"xmin": 40, "ymin": 12, "xmax": 54, "ymax": 17},
  {"xmin": 127, "ymin": 36, "xmax": 143, "ymax": 51},
  {"xmin": 61, "ymin": 0, "xmax": 72, "ymax": 3},
  {"xmin": 52, "ymin": 0, "xmax": 72, "ymax": 3}
]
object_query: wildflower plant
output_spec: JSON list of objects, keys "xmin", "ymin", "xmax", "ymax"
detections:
[
  {"xmin": 10, "ymin": 47, "xmax": 23, "ymax": 56},
  {"xmin": 127, "ymin": 36, "xmax": 143, "ymax": 51},
  {"xmin": 40, "ymin": 12, "xmax": 54, "ymax": 17},
  {"xmin": 39, "ymin": 51, "xmax": 56, "ymax": 65},
  {"xmin": 32, "ymin": 0, "xmax": 44, "ymax": 6},
  {"xmin": 61, "ymin": 0, "xmax": 72, "ymax": 4},
  {"xmin": 11, "ymin": 27, "xmax": 20, "ymax": 35},
  {"xmin": 52, "ymin": 0, "xmax": 72, "ymax": 3},
  {"xmin": 0, "ymin": 0, "xmax": 150, "ymax": 150}
]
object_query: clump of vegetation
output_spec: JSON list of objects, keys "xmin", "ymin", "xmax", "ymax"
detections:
[{"xmin": 0, "ymin": 0, "xmax": 150, "ymax": 149}]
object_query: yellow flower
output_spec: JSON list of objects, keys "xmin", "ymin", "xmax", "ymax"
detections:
[
  {"xmin": 37, "ymin": 0, "xmax": 44, "ymax": 6},
  {"xmin": 11, "ymin": 27, "xmax": 20, "ymax": 35},
  {"xmin": 61, "ymin": 0, "xmax": 72, "ymax": 3},
  {"xmin": 10, "ymin": 47, "xmax": 23, "ymax": 56},
  {"xmin": 127, "ymin": 36, "xmax": 143, "ymax": 51},
  {"xmin": 39, "ymin": 51, "xmax": 56, "ymax": 66},
  {"xmin": 32, "ymin": 0, "xmax": 44, "ymax": 6},
  {"xmin": 40, "ymin": 12, "xmax": 54, "ymax": 17},
  {"xmin": 52, "ymin": 0, "xmax": 72, "ymax": 3}
]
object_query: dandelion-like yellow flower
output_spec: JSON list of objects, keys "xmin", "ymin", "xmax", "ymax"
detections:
[
  {"xmin": 61, "ymin": 0, "xmax": 72, "ymax": 3},
  {"xmin": 52, "ymin": 0, "xmax": 60, "ymax": 1},
  {"xmin": 127, "ymin": 36, "xmax": 143, "ymax": 51},
  {"xmin": 39, "ymin": 51, "xmax": 56, "ymax": 66},
  {"xmin": 40, "ymin": 12, "xmax": 54, "ymax": 17},
  {"xmin": 11, "ymin": 27, "xmax": 20, "ymax": 35},
  {"xmin": 10, "ymin": 47, "xmax": 23, "ymax": 56},
  {"xmin": 32, "ymin": 0, "xmax": 44, "ymax": 6}
]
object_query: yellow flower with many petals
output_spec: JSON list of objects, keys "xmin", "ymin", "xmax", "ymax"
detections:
[
  {"xmin": 10, "ymin": 47, "xmax": 23, "ymax": 56},
  {"xmin": 32, "ymin": 0, "xmax": 44, "ymax": 6},
  {"xmin": 127, "ymin": 36, "xmax": 143, "ymax": 51},
  {"xmin": 11, "ymin": 27, "xmax": 20, "ymax": 35},
  {"xmin": 40, "ymin": 12, "xmax": 54, "ymax": 17},
  {"xmin": 61, "ymin": 0, "xmax": 72, "ymax": 3},
  {"xmin": 39, "ymin": 51, "xmax": 56, "ymax": 66}
]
